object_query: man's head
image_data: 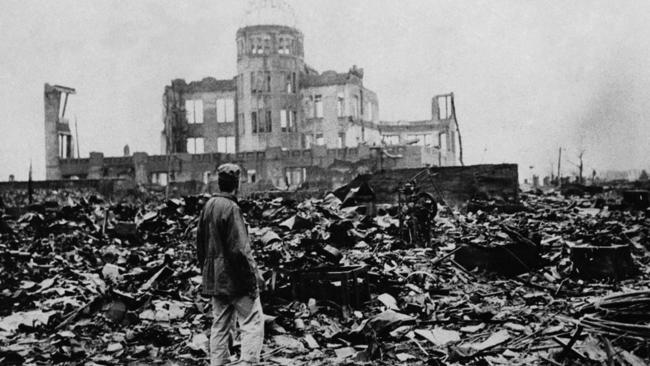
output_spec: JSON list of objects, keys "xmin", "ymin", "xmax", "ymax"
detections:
[{"xmin": 217, "ymin": 163, "xmax": 240, "ymax": 194}]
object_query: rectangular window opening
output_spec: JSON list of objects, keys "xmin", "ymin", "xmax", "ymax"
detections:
[
  {"xmin": 247, "ymin": 169, "xmax": 257, "ymax": 183},
  {"xmin": 263, "ymin": 38, "xmax": 270, "ymax": 54},
  {"xmin": 251, "ymin": 111, "xmax": 258, "ymax": 133},
  {"xmin": 285, "ymin": 73, "xmax": 293, "ymax": 93},
  {"xmin": 440, "ymin": 133, "xmax": 448, "ymax": 152},
  {"xmin": 216, "ymin": 99, "xmax": 226, "ymax": 123},
  {"xmin": 185, "ymin": 99, "xmax": 203, "ymax": 124},
  {"xmin": 281, "ymin": 109, "xmax": 287, "ymax": 131},
  {"xmin": 152, "ymin": 172, "xmax": 168, "ymax": 186},
  {"xmin": 438, "ymin": 95, "xmax": 452, "ymax": 120},
  {"xmin": 265, "ymin": 110, "xmax": 272, "ymax": 132},
  {"xmin": 337, "ymin": 95, "xmax": 345, "ymax": 117},
  {"xmin": 353, "ymin": 95, "xmax": 360, "ymax": 119},
  {"xmin": 216, "ymin": 136, "xmax": 236, "ymax": 153},
  {"xmin": 285, "ymin": 167, "xmax": 306, "ymax": 186},
  {"xmin": 304, "ymin": 134, "xmax": 313, "ymax": 148},
  {"xmin": 265, "ymin": 72, "xmax": 271, "ymax": 92},
  {"xmin": 314, "ymin": 95, "xmax": 323, "ymax": 118},
  {"xmin": 186, "ymin": 137, "xmax": 204, "ymax": 154}
]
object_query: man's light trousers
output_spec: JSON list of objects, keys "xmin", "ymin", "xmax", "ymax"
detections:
[{"xmin": 210, "ymin": 295, "xmax": 264, "ymax": 366}]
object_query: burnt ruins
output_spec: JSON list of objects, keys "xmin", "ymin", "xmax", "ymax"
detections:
[{"xmin": 1, "ymin": 1, "xmax": 649, "ymax": 365}]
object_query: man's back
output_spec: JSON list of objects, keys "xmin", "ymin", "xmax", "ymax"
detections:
[{"xmin": 197, "ymin": 193, "xmax": 257, "ymax": 300}]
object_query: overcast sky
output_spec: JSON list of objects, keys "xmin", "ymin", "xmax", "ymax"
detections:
[{"xmin": 1, "ymin": 0, "xmax": 649, "ymax": 181}]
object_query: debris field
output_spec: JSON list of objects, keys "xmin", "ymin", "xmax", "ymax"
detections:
[{"xmin": 0, "ymin": 188, "xmax": 649, "ymax": 365}]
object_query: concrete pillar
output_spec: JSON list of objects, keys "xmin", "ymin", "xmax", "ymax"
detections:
[{"xmin": 44, "ymin": 84, "xmax": 62, "ymax": 180}]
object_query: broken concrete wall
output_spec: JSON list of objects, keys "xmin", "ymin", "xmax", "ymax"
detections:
[
  {"xmin": 0, "ymin": 179, "xmax": 132, "ymax": 199},
  {"xmin": 56, "ymin": 150, "xmax": 517, "ymax": 204},
  {"xmin": 164, "ymin": 78, "xmax": 238, "ymax": 154},
  {"xmin": 57, "ymin": 145, "xmax": 429, "ymax": 189},
  {"xmin": 353, "ymin": 164, "xmax": 519, "ymax": 205},
  {"xmin": 87, "ymin": 152, "xmax": 105, "ymax": 179}
]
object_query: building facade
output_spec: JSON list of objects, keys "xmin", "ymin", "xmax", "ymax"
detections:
[
  {"xmin": 44, "ymin": 1, "xmax": 462, "ymax": 190},
  {"xmin": 161, "ymin": 2, "xmax": 460, "ymax": 163}
]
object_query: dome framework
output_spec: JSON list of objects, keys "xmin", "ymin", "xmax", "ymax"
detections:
[{"xmin": 241, "ymin": 0, "xmax": 298, "ymax": 29}]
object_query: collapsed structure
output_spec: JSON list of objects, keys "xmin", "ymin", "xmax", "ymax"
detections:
[
  {"xmin": 1, "ymin": 182, "xmax": 648, "ymax": 364},
  {"xmin": 44, "ymin": 1, "xmax": 463, "ymax": 192}
]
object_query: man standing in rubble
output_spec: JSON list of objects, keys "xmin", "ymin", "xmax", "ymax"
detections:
[{"xmin": 197, "ymin": 163, "xmax": 264, "ymax": 366}]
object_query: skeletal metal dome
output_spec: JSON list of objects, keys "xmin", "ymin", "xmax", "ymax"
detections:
[{"xmin": 240, "ymin": 0, "xmax": 298, "ymax": 28}]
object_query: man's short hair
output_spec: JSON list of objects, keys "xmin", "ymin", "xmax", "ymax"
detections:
[{"xmin": 217, "ymin": 163, "xmax": 240, "ymax": 192}]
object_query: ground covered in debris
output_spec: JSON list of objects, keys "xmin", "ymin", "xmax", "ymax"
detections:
[{"xmin": 1, "ymin": 188, "xmax": 649, "ymax": 365}]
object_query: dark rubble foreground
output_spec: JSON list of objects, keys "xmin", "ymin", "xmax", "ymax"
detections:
[{"xmin": 0, "ymin": 188, "xmax": 649, "ymax": 365}]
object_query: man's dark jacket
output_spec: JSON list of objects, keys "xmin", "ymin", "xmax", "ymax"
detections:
[{"xmin": 196, "ymin": 193, "xmax": 258, "ymax": 299}]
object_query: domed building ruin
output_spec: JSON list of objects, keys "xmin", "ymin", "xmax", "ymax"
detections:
[{"xmin": 47, "ymin": 0, "xmax": 462, "ymax": 191}]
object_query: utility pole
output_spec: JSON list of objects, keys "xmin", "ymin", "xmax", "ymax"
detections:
[
  {"xmin": 28, "ymin": 160, "xmax": 33, "ymax": 204},
  {"xmin": 557, "ymin": 147, "xmax": 562, "ymax": 187},
  {"xmin": 577, "ymin": 150, "xmax": 585, "ymax": 184}
]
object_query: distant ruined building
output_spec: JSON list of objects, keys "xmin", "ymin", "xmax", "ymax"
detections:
[{"xmin": 45, "ymin": 0, "xmax": 462, "ymax": 192}]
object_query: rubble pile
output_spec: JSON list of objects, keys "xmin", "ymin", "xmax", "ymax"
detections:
[{"xmin": 0, "ymin": 188, "xmax": 649, "ymax": 365}]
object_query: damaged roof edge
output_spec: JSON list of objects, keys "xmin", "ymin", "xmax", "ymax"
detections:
[
  {"xmin": 45, "ymin": 83, "xmax": 76, "ymax": 94},
  {"xmin": 169, "ymin": 77, "xmax": 236, "ymax": 93}
]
